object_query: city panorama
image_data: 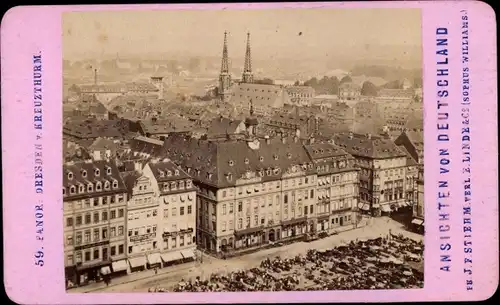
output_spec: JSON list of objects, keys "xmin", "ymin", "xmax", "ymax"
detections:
[{"xmin": 62, "ymin": 8, "xmax": 425, "ymax": 292}]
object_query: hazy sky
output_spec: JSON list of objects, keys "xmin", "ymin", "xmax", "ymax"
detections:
[{"xmin": 63, "ymin": 8, "xmax": 422, "ymax": 61}]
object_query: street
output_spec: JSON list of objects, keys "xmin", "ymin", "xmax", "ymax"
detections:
[{"xmin": 72, "ymin": 217, "xmax": 422, "ymax": 293}]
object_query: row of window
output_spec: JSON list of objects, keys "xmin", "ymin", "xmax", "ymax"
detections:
[
  {"xmin": 66, "ymin": 244, "xmax": 124, "ymax": 266},
  {"xmin": 64, "ymin": 179, "xmax": 119, "ymax": 196},
  {"xmin": 64, "ymin": 195, "xmax": 125, "ymax": 210},
  {"xmin": 163, "ymin": 205, "xmax": 193, "ymax": 218},
  {"xmin": 162, "ymin": 234, "xmax": 193, "ymax": 250},
  {"xmin": 66, "ymin": 208, "xmax": 125, "ymax": 227},
  {"xmin": 163, "ymin": 193, "xmax": 194, "ymax": 205},
  {"xmin": 66, "ymin": 166, "xmax": 112, "ymax": 181},
  {"xmin": 128, "ymin": 209, "xmax": 158, "ymax": 220},
  {"xmin": 161, "ymin": 180, "xmax": 193, "ymax": 192},
  {"xmin": 66, "ymin": 226, "xmax": 124, "ymax": 246}
]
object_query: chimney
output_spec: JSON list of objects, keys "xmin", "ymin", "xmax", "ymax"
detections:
[
  {"xmin": 348, "ymin": 132, "xmax": 354, "ymax": 139},
  {"xmin": 367, "ymin": 133, "xmax": 372, "ymax": 140},
  {"xmin": 309, "ymin": 136, "xmax": 315, "ymax": 144},
  {"xmin": 265, "ymin": 135, "xmax": 271, "ymax": 144}
]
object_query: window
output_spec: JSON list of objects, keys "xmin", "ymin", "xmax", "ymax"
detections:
[
  {"xmin": 66, "ymin": 217, "xmax": 73, "ymax": 227},
  {"xmin": 102, "ymin": 196, "xmax": 107, "ymax": 205},
  {"xmin": 172, "ymin": 237, "xmax": 177, "ymax": 248},
  {"xmin": 172, "ymin": 208, "xmax": 177, "ymax": 216},
  {"xmin": 180, "ymin": 236, "xmax": 184, "ymax": 246},
  {"xmin": 110, "ymin": 246, "xmax": 116, "ymax": 256},
  {"xmin": 75, "ymin": 252, "xmax": 82, "ymax": 263},
  {"xmin": 84, "ymin": 230, "xmax": 91, "ymax": 243},
  {"xmin": 180, "ymin": 207, "xmax": 185, "ymax": 216},
  {"xmin": 76, "ymin": 233, "xmax": 82, "ymax": 244},
  {"xmin": 164, "ymin": 209, "xmax": 169, "ymax": 218},
  {"xmin": 93, "ymin": 212, "xmax": 99, "ymax": 223},
  {"xmin": 128, "ymin": 246, "xmax": 133, "ymax": 254},
  {"xmin": 110, "ymin": 227, "xmax": 116, "ymax": 237},
  {"xmin": 222, "ymin": 221, "xmax": 227, "ymax": 232},
  {"xmin": 229, "ymin": 203, "xmax": 234, "ymax": 213},
  {"xmin": 102, "ymin": 228, "xmax": 108, "ymax": 239},
  {"xmin": 110, "ymin": 210, "xmax": 116, "ymax": 219},
  {"xmin": 118, "ymin": 209, "xmax": 124, "ymax": 218},
  {"xmin": 310, "ymin": 190, "xmax": 314, "ymax": 198},
  {"xmin": 102, "ymin": 211, "xmax": 108, "ymax": 221},
  {"xmin": 118, "ymin": 226, "xmax": 124, "ymax": 236},
  {"xmin": 179, "ymin": 181, "xmax": 185, "ymax": 189},
  {"xmin": 238, "ymin": 202, "xmax": 243, "ymax": 212},
  {"xmin": 222, "ymin": 204, "xmax": 227, "ymax": 215},
  {"xmin": 85, "ymin": 214, "xmax": 91, "ymax": 224},
  {"xmin": 66, "ymin": 236, "xmax": 73, "ymax": 246},
  {"xmin": 67, "ymin": 255, "xmax": 74, "ymax": 266},
  {"xmin": 284, "ymin": 194, "xmax": 288, "ymax": 204},
  {"xmin": 96, "ymin": 182, "xmax": 102, "ymax": 191},
  {"xmin": 238, "ymin": 218, "xmax": 243, "ymax": 229},
  {"xmin": 70, "ymin": 186, "xmax": 76, "ymax": 194},
  {"xmin": 93, "ymin": 229, "xmax": 99, "ymax": 241},
  {"xmin": 186, "ymin": 180, "xmax": 192, "ymax": 188},
  {"xmin": 84, "ymin": 199, "xmax": 91, "ymax": 208},
  {"xmin": 85, "ymin": 251, "xmax": 91, "ymax": 261},
  {"xmin": 118, "ymin": 244, "xmax": 124, "ymax": 254}
]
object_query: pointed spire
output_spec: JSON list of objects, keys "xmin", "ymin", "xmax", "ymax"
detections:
[
  {"xmin": 220, "ymin": 31, "xmax": 229, "ymax": 73},
  {"xmin": 244, "ymin": 32, "xmax": 252, "ymax": 73},
  {"xmin": 242, "ymin": 32, "xmax": 254, "ymax": 83}
]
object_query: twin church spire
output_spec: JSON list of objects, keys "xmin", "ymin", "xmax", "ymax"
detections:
[{"xmin": 218, "ymin": 31, "xmax": 254, "ymax": 102}]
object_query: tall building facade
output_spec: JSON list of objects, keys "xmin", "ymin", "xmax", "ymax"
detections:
[
  {"xmin": 63, "ymin": 160, "xmax": 128, "ymax": 286},
  {"xmin": 142, "ymin": 160, "xmax": 198, "ymax": 266},
  {"xmin": 304, "ymin": 140, "xmax": 360, "ymax": 234}
]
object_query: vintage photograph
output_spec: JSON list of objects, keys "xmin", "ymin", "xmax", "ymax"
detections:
[{"xmin": 62, "ymin": 8, "xmax": 424, "ymax": 292}]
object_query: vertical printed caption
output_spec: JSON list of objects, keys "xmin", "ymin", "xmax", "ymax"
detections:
[
  {"xmin": 460, "ymin": 9, "xmax": 473, "ymax": 292},
  {"xmin": 34, "ymin": 51, "xmax": 45, "ymax": 267}
]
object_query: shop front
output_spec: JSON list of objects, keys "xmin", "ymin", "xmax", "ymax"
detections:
[
  {"xmin": 128, "ymin": 256, "xmax": 147, "ymax": 273},
  {"xmin": 147, "ymin": 252, "xmax": 162, "ymax": 270},
  {"xmin": 281, "ymin": 217, "xmax": 307, "ymax": 240},
  {"xmin": 234, "ymin": 226, "xmax": 266, "ymax": 250},
  {"xmin": 379, "ymin": 204, "xmax": 391, "ymax": 216},
  {"xmin": 75, "ymin": 259, "xmax": 111, "ymax": 286},
  {"xmin": 180, "ymin": 248, "xmax": 196, "ymax": 262},
  {"xmin": 160, "ymin": 250, "xmax": 184, "ymax": 267},
  {"xmin": 357, "ymin": 202, "xmax": 371, "ymax": 215},
  {"xmin": 65, "ymin": 266, "xmax": 77, "ymax": 289},
  {"xmin": 411, "ymin": 217, "xmax": 424, "ymax": 234},
  {"xmin": 316, "ymin": 215, "xmax": 330, "ymax": 233},
  {"xmin": 111, "ymin": 259, "xmax": 128, "ymax": 276}
]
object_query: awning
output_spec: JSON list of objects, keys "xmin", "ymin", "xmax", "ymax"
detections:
[
  {"xmin": 361, "ymin": 204, "xmax": 370, "ymax": 211},
  {"xmin": 381, "ymin": 205, "xmax": 391, "ymax": 212},
  {"xmin": 161, "ymin": 251, "xmax": 184, "ymax": 263},
  {"xmin": 181, "ymin": 249, "xmax": 195, "ymax": 259},
  {"xmin": 111, "ymin": 260, "xmax": 128, "ymax": 272},
  {"xmin": 100, "ymin": 266, "xmax": 111, "ymax": 275},
  {"xmin": 147, "ymin": 253, "xmax": 162, "ymax": 265},
  {"xmin": 128, "ymin": 256, "xmax": 147, "ymax": 268},
  {"xmin": 411, "ymin": 218, "xmax": 424, "ymax": 225},
  {"xmin": 372, "ymin": 203, "xmax": 380, "ymax": 208}
]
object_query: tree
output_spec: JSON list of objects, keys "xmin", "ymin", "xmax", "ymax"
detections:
[
  {"xmin": 361, "ymin": 81, "xmax": 378, "ymax": 96},
  {"xmin": 294, "ymin": 80, "xmax": 300, "ymax": 86},
  {"xmin": 340, "ymin": 75, "xmax": 352, "ymax": 85},
  {"xmin": 254, "ymin": 78, "xmax": 274, "ymax": 85},
  {"xmin": 382, "ymin": 80, "xmax": 402, "ymax": 89}
]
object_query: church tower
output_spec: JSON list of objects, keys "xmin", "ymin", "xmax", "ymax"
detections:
[
  {"xmin": 218, "ymin": 31, "xmax": 232, "ymax": 103},
  {"xmin": 242, "ymin": 32, "xmax": 254, "ymax": 84}
]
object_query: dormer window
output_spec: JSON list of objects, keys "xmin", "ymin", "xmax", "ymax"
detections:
[
  {"xmin": 163, "ymin": 183, "xmax": 169, "ymax": 191},
  {"xmin": 112, "ymin": 180, "xmax": 118, "ymax": 189},
  {"xmin": 244, "ymin": 158, "xmax": 249, "ymax": 165},
  {"xmin": 258, "ymin": 170, "xmax": 264, "ymax": 177},
  {"xmin": 79, "ymin": 184, "xmax": 85, "ymax": 193},
  {"xmin": 95, "ymin": 168, "xmax": 100, "ymax": 176},
  {"xmin": 104, "ymin": 181, "xmax": 110, "ymax": 190},
  {"xmin": 106, "ymin": 166, "xmax": 112, "ymax": 175},
  {"xmin": 81, "ymin": 170, "xmax": 87, "ymax": 178},
  {"xmin": 266, "ymin": 169, "xmax": 272, "ymax": 176},
  {"xmin": 70, "ymin": 185, "xmax": 76, "ymax": 194},
  {"xmin": 167, "ymin": 170, "xmax": 172, "ymax": 177},
  {"xmin": 273, "ymin": 155, "xmax": 278, "ymax": 160},
  {"xmin": 87, "ymin": 183, "xmax": 93, "ymax": 192},
  {"xmin": 96, "ymin": 181, "xmax": 102, "ymax": 191},
  {"xmin": 287, "ymin": 153, "xmax": 292, "ymax": 159},
  {"xmin": 273, "ymin": 167, "xmax": 281, "ymax": 175},
  {"xmin": 159, "ymin": 170, "xmax": 165, "ymax": 177},
  {"xmin": 67, "ymin": 171, "xmax": 74, "ymax": 180},
  {"xmin": 171, "ymin": 182, "xmax": 177, "ymax": 190},
  {"xmin": 259, "ymin": 156, "xmax": 264, "ymax": 162},
  {"xmin": 226, "ymin": 173, "xmax": 233, "ymax": 181},
  {"xmin": 207, "ymin": 173, "xmax": 213, "ymax": 180},
  {"xmin": 229, "ymin": 160, "xmax": 234, "ymax": 166},
  {"xmin": 174, "ymin": 170, "xmax": 179, "ymax": 176},
  {"xmin": 179, "ymin": 181, "xmax": 185, "ymax": 189},
  {"xmin": 186, "ymin": 180, "xmax": 192, "ymax": 188},
  {"xmin": 62, "ymin": 187, "xmax": 66, "ymax": 196}
]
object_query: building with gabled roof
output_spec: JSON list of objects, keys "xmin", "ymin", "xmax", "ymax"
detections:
[{"xmin": 63, "ymin": 159, "xmax": 128, "ymax": 287}]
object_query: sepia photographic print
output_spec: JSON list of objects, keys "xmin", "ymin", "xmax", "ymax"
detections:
[{"xmin": 62, "ymin": 8, "xmax": 425, "ymax": 293}]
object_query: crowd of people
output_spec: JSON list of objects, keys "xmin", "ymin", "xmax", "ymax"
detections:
[{"xmin": 147, "ymin": 233, "xmax": 423, "ymax": 292}]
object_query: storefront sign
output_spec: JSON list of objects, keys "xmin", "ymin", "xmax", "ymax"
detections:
[
  {"xmin": 75, "ymin": 240, "xmax": 110, "ymax": 251},
  {"xmin": 130, "ymin": 233, "xmax": 156, "ymax": 243}
]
